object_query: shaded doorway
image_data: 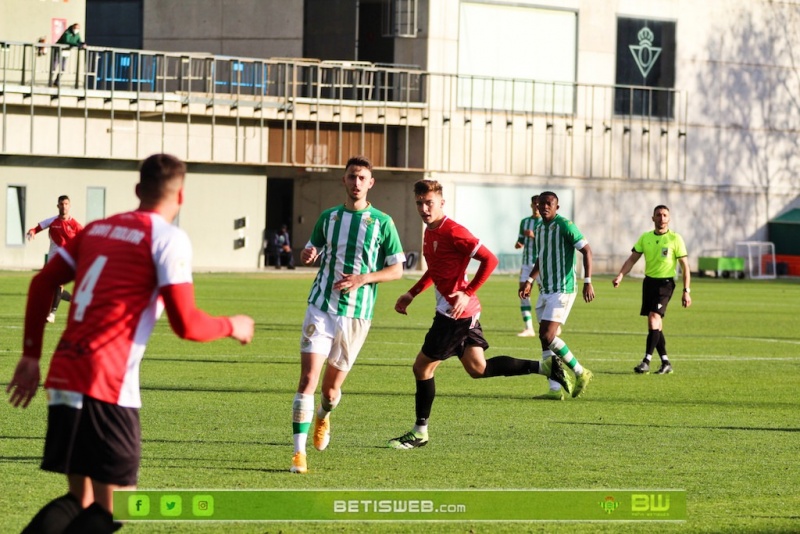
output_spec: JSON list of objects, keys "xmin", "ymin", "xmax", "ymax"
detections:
[{"xmin": 264, "ymin": 178, "xmax": 294, "ymax": 267}]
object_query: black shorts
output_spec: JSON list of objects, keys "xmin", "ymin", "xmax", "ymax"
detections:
[
  {"xmin": 640, "ymin": 276, "xmax": 676, "ymax": 317},
  {"xmin": 421, "ymin": 312, "xmax": 490, "ymax": 360},
  {"xmin": 41, "ymin": 394, "xmax": 141, "ymax": 486}
]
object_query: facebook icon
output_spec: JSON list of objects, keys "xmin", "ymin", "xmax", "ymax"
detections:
[{"xmin": 128, "ymin": 495, "xmax": 150, "ymax": 516}]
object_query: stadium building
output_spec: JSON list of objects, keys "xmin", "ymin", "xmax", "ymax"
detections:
[{"xmin": 1, "ymin": 0, "xmax": 798, "ymax": 272}]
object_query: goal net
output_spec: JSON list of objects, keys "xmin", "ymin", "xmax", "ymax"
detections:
[{"xmin": 735, "ymin": 241, "xmax": 776, "ymax": 280}]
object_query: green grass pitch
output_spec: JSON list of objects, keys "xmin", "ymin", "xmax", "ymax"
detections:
[{"xmin": 1, "ymin": 270, "xmax": 798, "ymax": 533}]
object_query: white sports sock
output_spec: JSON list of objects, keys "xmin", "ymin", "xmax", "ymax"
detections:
[
  {"xmin": 542, "ymin": 350, "xmax": 560, "ymax": 390},
  {"xmin": 292, "ymin": 393, "xmax": 314, "ymax": 453}
]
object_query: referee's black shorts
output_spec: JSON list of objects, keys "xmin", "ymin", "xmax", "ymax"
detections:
[
  {"xmin": 421, "ymin": 312, "xmax": 490, "ymax": 360},
  {"xmin": 41, "ymin": 393, "xmax": 141, "ymax": 486},
  {"xmin": 640, "ymin": 276, "xmax": 676, "ymax": 317}
]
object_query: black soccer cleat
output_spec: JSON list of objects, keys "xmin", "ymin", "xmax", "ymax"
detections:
[
  {"xmin": 543, "ymin": 356, "xmax": 574, "ymax": 395},
  {"xmin": 654, "ymin": 363, "xmax": 673, "ymax": 375},
  {"xmin": 388, "ymin": 430, "xmax": 429, "ymax": 449}
]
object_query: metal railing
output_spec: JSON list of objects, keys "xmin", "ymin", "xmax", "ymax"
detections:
[
  {"xmin": 0, "ymin": 41, "xmax": 426, "ymax": 103},
  {"xmin": 1, "ymin": 39, "xmax": 687, "ymax": 179}
]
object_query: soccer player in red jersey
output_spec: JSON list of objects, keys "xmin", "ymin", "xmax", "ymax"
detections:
[
  {"xmin": 27, "ymin": 195, "xmax": 84, "ymax": 323},
  {"xmin": 7, "ymin": 154, "xmax": 254, "ymax": 533},
  {"xmin": 387, "ymin": 180, "xmax": 572, "ymax": 449}
]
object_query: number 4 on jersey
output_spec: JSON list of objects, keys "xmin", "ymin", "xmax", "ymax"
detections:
[{"xmin": 73, "ymin": 255, "xmax": 108, "ymax": 321}]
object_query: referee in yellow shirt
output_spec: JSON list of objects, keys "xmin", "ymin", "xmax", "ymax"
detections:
[{"xmin": 612, "ymin": 205, "xmax": 692, "ymax": 374}]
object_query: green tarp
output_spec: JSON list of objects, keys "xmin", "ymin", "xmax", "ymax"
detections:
[{"xmin": 768, "ymin": 208, "xmax": 800, "ymax": 255}]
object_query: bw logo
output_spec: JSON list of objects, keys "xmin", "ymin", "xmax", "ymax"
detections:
[{"xmin": 631, "ymin": 493, "xmax": 670, "ymax": 512}]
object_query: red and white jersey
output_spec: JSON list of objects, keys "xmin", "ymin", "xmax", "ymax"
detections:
[
  {"xmin": 36, "ymin": 215, "xmax": 83, "ymax": 257},
  {"xmin": 44, "ymin": 210, "xmax": 193, "ymax": 408},
  {"xmin": 423, "ymin": 216, "xmax": 483, "ymax": 318}
]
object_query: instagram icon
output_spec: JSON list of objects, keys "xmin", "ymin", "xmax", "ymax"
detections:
[{"xmin": 192, "ymin": 495, "xmax": 214, "ymax": 517}]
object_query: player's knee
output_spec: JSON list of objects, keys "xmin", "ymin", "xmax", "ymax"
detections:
[
  {"xmin": 466, "ymin": 367, "xmax": 484, "ymax": 379},
  {"xmin": 320, "ymin": 388, "xmax": 338, "ymax": 405},
  {"xmin": 411, "ymin": 365, "xmax": 426, "ymax": 379}
]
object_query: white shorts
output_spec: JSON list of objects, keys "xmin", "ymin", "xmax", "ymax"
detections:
[
  {"xmin": 535, "ymin": 292, "xmax": 576, "ymax": 325},
  {"xmin": 519, "ymin": 264, "xmax": 534, "ymax": 284},
  {"xmin": 300, "ymin": 305, "xmax": 371, "ymax": 371}
]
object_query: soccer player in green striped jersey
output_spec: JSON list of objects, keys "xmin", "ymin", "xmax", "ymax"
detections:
[
  {"xmin": 514, "ymin": 195, "xmax": 541, "ymax": 336},
  {"xmin": 612, "ymin": 205, "xmax": 692, "ymax": 375},
  {"xmin": 290, "ymin": 156, "xmax": 405, "ymax": 474},
  {"xmin": 520, "ymin": 191, "xmax": 595, "ymax": 400}
]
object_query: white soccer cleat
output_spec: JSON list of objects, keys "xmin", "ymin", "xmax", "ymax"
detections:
[
  {"xmin": 516, "ymin": 329, "xmax": 536, "ymax": 337},
  {"xmin": 46, "ymin": 313, "xmax": 56, "ymax": 323}
]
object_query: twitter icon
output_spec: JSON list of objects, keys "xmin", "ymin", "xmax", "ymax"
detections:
[{"xmin": 160, "ymin": 495, "xmax": 182, "ymax": 517}]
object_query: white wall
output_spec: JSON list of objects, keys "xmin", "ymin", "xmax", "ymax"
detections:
[
  {"xmin": 430, "ymin": 170, "xmax": 778, "ymax": 274},
  {"xmin": 0, "ymin": 158, "xmax": 266, "ymax": 271},
  {"xmin": 0, "ymin": 0, "xmax": 85, "ymax": 44}
]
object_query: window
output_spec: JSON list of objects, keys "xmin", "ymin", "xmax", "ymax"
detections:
[
  {"xmin": 615, "ymin": 18, "xmax": 677, "ymax": 118},
  {"xmin": 86, "ymin": 187, "xmax": 106, "ymax": 223},
  {"xmin": 458, "ymin": 3, "xmax": 577, "ymax": 113},
  {"xmin": 6, "ymin": 186, "xmax": 26, "ymax": 246},
  {"xmin": 382, "ymin": 0, "xmax": 418, "ymax": 38}
]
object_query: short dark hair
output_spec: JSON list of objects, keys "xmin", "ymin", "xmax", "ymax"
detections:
[
  {"xmin": 138, "ymin": 154, "xmax": 186, "ymax": 202},
  {"xmin": 413, "ymin": 179, "xmax": 443, "ymax": 196},
  {"xmin": 531, "ymin": 195, "xmax": 539, "ymax": 203},
  {"xmin": 539, "ymin": 191, "xmax": 558, "ymax": 202},
  {"xmin": 653, "ymin": 205, "xmax": 669, "ymax": 214},
  {"xmin": 57, "ymin": 195, "xmax": 70, "ymax": 203},
  {"xmin": 345, "ymin": 155, "xmax": 372, "ymax": 172}
]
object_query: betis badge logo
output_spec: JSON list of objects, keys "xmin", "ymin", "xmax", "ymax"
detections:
[
  {"xmin": 629, "ymin": 26, "xmax": 661, "ymax": 78},
  {"xmin": 599, "ymin": 496, "xmax": 620, "ymax": 514}
]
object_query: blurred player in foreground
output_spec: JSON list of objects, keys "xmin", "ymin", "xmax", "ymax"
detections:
[{"xmin": 7, "ymin": 154, "xmax": 254, "ymax": 533}]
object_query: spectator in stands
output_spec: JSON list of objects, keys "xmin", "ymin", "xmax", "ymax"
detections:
[
  {"xmin": 51, "ymin": 23, "xmax": 86, "ymax": 86},
  {"xmin": 273, "ymin": 224, "xmax": 295, "ymax": 269}
]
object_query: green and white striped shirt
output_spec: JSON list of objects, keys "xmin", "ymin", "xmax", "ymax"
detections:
[
  {"xmin": 307, "ymin": 204, "xmax": 405, "ymax": 320},
  {"xmin": 517, "ymin": 215, "xmax": 542, "ymax": 265},
  {"xmin": 535, "ymin": 214, "xmax": 587, "ymax": 294}
]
